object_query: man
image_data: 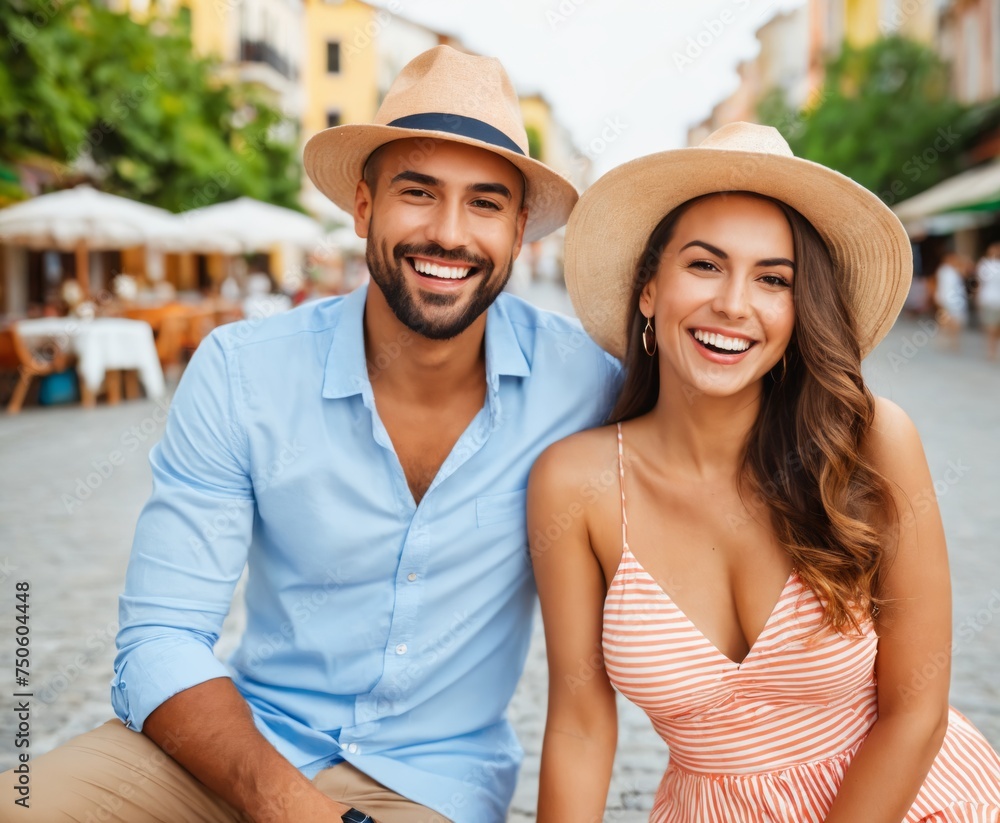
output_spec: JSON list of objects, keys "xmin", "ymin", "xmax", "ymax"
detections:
[{"xmin": 4, "ymin": 46, "xmax": 618, "ymax": 822}]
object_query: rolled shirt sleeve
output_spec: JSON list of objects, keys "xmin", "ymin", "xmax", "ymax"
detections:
[{"xmin": 112, "ymin": 331, "xmax": 254, "ymax": 731}]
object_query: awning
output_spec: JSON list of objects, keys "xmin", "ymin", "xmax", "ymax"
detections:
[{"xmin": 893, "ymin": 159, "xmax": 1000, "ymax": 235}]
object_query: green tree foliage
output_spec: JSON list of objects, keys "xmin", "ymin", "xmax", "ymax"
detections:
[
  {"xmin": 0, "ymin": 0, "xmax": 301, "ymax": 212},
  {"xmin": 758, "ymin": 36, "xmax": 980, "ymax": 206}
]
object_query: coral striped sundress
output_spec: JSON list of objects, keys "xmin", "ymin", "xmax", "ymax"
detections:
[{"xmin": 602, "ymin": 424, "xmax": 1000, "ymax": 822}]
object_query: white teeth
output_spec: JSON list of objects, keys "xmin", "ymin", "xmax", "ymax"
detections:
[
  {"xmin": 693, "ymin": 329, "xmax": 752, "ymax": 352},
  {"xmin": 412, "ymin": 259, "xmax": 472, "ymax": 280}
]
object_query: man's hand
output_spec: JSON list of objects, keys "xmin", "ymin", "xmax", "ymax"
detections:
[{"xmin": 143, "ymin": 677, "xmax": 351, "ymax": 822}]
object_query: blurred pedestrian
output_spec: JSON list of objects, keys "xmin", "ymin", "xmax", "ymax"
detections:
[
  {"xmin": 934, "ymin": 252, "xmax": 971, "ymax": 351},
  {"xmin": 976, "ymin": 242, "xmax": 1000, "ymax": 360}
]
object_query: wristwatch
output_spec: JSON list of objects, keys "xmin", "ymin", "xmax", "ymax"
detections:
[{"xmin": 341, "ymin": 809, "xmax": 374, "ymax": 823}]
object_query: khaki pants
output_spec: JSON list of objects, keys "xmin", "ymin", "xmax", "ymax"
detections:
[{"xmin": 0, "ymin": 720, "xmax": 449, "ymax": 823}]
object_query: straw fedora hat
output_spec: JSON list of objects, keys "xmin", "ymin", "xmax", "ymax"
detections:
[
  {"xmin": 564, "ymin": 122, "xmax": 913, "ymax": 360},
  {"xmin": 303, "ymin": 45, "xmax": 578, "ymax": 243}
]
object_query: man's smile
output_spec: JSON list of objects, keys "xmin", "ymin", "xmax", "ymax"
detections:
[{"xmin": 408, "ymin": 256, "xmax": 479, "ymax": 281}]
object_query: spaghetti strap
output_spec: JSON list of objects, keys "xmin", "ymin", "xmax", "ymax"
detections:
[{"xmin": 616, "ymin": 422, "xmax": 628, "ymax": 552}]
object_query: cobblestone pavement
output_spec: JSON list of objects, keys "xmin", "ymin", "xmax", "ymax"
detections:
[{"xmin": 1, "ymin": 284, "xmax": 998, "ymax": 822}]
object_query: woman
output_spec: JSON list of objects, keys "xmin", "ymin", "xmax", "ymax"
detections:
[{"xmin": 530, "ymin": 123, "xmax": 1000, "ymax": 822}]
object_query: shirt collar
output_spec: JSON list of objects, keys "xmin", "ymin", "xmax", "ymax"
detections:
[
  {"xmin": 484, "ymin": 294, "xmax": 531, "ymax": 386},
  {"xmin": 321, "ymin": 285, "xmax": 531, "ymax": 400},
  {"xmin": 322, "ymin": 284, "xmax": 370, "ymax": 400}
]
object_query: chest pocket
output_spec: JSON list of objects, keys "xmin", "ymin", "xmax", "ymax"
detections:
[{"xmin": 476, "ymin": 489, "xmax": 526, "ymax": 527}]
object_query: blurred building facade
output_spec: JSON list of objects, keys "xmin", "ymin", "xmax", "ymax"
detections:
[
  {"xmin": 892, "ymin": 0, "xmax": 1000, "ymax": 259},
  {"xmin": 301, "ymin": 0, "xmax": 451, "ymax": 138},
  {"xmin": 48, "ymin": 0, "xmax": 589, "ymax": 303},
  {"xmin": 938, "ymin": 0, "xmax": 1000, "ymax": 105},
  {"xmin": 688, "ymin": 0, "xmax": 940, "ymax": 145},
  {"xmin": 688, "ymin": 5, "xmax": 811, "ymax": 146},
  {"xmin": 812, "ymin": 0, "xmax": 938, "ymax": 50},
  {"xmin": 519, "ymin": 93, "xmax": 590, "ymax": 192},
  {"xmin": 687, "ymin": 0, "xmax": 1000, "ymax": 273},
  {"xmin": 103, "ymin": 0, "xmax": 586, "ymax": 217},
  {"xmin": 297, "ymin": 4, "xmax": 588, "ymax": 203},
  {"xmin": 105, "ymin": 0, "xmax": 305, "ymax": 120},
  {"xmin": 807, "ymin": 0, "xmax": 938, "ymax": 93}
]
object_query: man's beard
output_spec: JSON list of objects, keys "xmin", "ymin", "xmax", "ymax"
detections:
[{"xmin": 365, "ymin": 230, "xmax": 514, "ymax": 341}]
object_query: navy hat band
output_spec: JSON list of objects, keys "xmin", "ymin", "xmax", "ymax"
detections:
[{"xmin": 387, "ymin": 113, "xmax": 525, "ymax": 156}]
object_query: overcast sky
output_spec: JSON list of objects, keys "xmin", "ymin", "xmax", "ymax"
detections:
[{"xmin": 376, "ymin": 0, "xmax": 804, "ymax": 177}]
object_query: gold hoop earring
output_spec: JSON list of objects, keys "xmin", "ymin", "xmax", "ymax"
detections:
[{"xmin": 642, "ymin": 315, "xmax": 657, "ymax": 356}]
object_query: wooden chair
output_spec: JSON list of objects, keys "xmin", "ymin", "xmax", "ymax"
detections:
[
  {"xmin": 0, "ymin": 325, "xmax": 71, "ymax": 414},
  {"xmin": 124, "ymin": 304, "xmax": 210, "ymax": 376},
  {"xmin": 156, "ymin": 312, "xmax": 188, "ymax": 376},
  {"xmin": 179, "ymin": 307, "xmax": 216, "ymax": 354}
]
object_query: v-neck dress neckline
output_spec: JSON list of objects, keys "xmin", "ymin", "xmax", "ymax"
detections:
[{"xmin": 601, "ymin": 423, "xmax": 1000, "ymax": 821}]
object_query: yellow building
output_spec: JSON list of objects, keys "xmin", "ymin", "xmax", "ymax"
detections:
[
  {"xmin": 843, "ymin": 0, "xmax": 882, "ymax": 46},
  {"xmin": 518, "ymin": 94, "xmax": 551, "ymax": 162},
  {"xmin": 302, "ymin": 0, "xmax": 381, "ymax": 138},
  {"xmin": 811, "ymin": 0, "xmax": 936, "ymax": 57},
  {"xmin": 177, "ymin": 0, "xmax": 227, "ymax": 63},
  {"xmin": 299, "ymin": 0, "xmax": 450, "ymax": 223},
  {"xmin": 498, "ymin": 93, "xmax": 586, "ymax": 191},
  {"xmin": 807, "ymin": 0, "xmax": 938, "ymax": 98}
]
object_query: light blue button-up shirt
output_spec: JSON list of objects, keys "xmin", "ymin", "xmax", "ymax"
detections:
[{"xmin": 112, "ymin": 284, "xmax": 620, "ymax": 822}]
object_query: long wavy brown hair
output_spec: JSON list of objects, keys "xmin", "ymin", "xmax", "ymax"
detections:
[{"xmin": 610, "ymin": 191, "xmax": 896, "ymax": 633}]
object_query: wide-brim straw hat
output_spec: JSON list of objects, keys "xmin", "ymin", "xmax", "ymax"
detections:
[
  {"xmin": 303, "ymin": 45, "xmax": 578, "ymax": 243},
  {"xmin": 565, "ymin": 122, "xmax": 913, "ymax": 360}
]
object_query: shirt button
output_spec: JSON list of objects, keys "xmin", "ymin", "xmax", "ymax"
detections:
[
  {"xmin": 395, "ymin": 643, "xmax": 408, "ymax": 655},
  {"xmin": 407, "ymin": 573, "xmax": 417, "ymax": 582},
  {"xmin": 347, "ymin": 743, "xmax": 359, "ymax": 754}
]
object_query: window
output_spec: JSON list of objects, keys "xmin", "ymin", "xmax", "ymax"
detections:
[
  {"xmin": 326, "ymin": 111, "xmax": 342, "ymax": 129},
  {"xmin": 327, "ymin": 41, "xmax": 341, "ymax": 74}
]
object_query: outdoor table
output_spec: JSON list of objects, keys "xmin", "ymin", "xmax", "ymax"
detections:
[{"xmin": 16, "ymin": 317, "xmax": 166, "ymax": 407}]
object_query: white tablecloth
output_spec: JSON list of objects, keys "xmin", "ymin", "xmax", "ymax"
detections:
[{"xmin": 16, "ymin": 317, "xmax": 166, "ymax": 398}]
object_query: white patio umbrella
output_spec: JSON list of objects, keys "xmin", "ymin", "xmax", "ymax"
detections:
[
  {"xmin": 177, "ymin": 197, "xmax": 324, "ymax": 254},
  {"xmin": 0, "ymin": 185, "xmax": 188, "ymax": 293}
]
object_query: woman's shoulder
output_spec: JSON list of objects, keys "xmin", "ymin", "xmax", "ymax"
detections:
[
  {"xmin": 530, "ymin": 424, "xmax": 620, "ymax": 494},
  {"xmin": 865, "ymin": 396, "xmax": 924, "ymax": 475},
  {"xmin": 870, "ymin": 395, "xmax": 917, "ymax": 436}
]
